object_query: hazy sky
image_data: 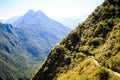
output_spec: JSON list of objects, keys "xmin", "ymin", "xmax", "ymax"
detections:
[{"xmin": 0, "ymin": 0, "xmax": 104, "ymax": 20}]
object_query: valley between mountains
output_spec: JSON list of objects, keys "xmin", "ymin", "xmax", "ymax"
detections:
[{"xmin": 0, "ymin": 10, "xmax": 70, "ymax": 80}]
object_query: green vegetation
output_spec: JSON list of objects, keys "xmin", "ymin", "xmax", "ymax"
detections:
[
  {"xmin": 33, "ymin": 0, "xmax": 120, "ymax": 80},
  {"xmin": 97, "ymin": 67, "xmax": 109, "ymax": 80}
]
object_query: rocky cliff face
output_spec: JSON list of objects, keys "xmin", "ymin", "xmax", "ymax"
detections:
[{"xmin": 33, "ymin": 0, "xmax": 120, "ymax": 80}]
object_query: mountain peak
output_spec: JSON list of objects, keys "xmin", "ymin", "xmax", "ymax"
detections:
[
  {"xmin": 25, "ymin": 9, "xmax": 35, "ymax": 16},
  {"xmin": 36, "ymin": 10, "xmax": 47, "ymax": 18},
  {"xmin": 27, "ymin": 9, "xmax": 35, "ymax": 13},
  {"xmin": 24, "ymin": 9, "xmax": 47, "ymax": 19},
  {"xmin": 36, "ymin": 10, "xmax": 44, "ymax": 14},
  {"xmin": 7, "ymin": 9, "xmax": 49, "ymax": 26},
  {"xmin": 26, "ymin": 10, "xmax": 45, "ymax": 16}
]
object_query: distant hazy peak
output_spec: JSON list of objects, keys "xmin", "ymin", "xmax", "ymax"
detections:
[
  {"xmin": 5, "ymin": 9, "xmax": 49, "ymax": 26},
  {"xmin": 24, "ymin": 9, "xmax": 35, "ymax": 17},
  {"xmin": 36, "ymin": 10, "xmax": 44, "ymax": 14},
  {"xmin": 27, "ymin": 9, "xmax": 35, "ymax": 14},
  {"xmin": 26, "ymin": 9, "xmax": 46, "ymax": 16}
]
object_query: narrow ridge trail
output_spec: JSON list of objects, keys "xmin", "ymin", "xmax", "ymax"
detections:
[
  {"xmin": 78, "ymin": 53, "xmax": 120, "ymax": 77},
  {"xmin": 90, "ymin": 56, "xmax": 120, "ymax": 77}
]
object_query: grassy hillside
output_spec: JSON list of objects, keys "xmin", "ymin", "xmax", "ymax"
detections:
[{"xmin": 33, "ymin": 0, "xmax": 120, "ymax": 80}]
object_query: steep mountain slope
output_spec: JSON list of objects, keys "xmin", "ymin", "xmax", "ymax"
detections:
[
  {"xmin": 0, "ymin": 10, "xmax": 70, "ymax": 80},
  {"xmin": 5, "ymin": 16, "xmax": 21, "ymax": 24},
  {"xmin": 0, "ymin": 23, "xmax": 36, "ymax": 80},
  {"xmin": 33, "ymin": 0, "xmax": 120, "ymax": 80}
]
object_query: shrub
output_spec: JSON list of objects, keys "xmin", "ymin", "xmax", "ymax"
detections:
[
  {"xmin": 87, "ymin": 37, "xmax": 104, "ymax": 47},
  {"xmin": 111, "ymin": 55, "xmax": 120, "ymax": 72},
  {"xmin": 98, "ymin": 67, "xmax": 109, "ymax": 80},
  {"xmin": 94, "ymin": 21, "xmax": 112, "ymax": 38}
]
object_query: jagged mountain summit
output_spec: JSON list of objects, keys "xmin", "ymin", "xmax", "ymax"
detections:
[
  {"xmin": 0, "ymin": 10, "xmax": 70, "ymax": 80},
  {"xmin": 33, "ymin": 0, "xmax": 120, "ymax": 80}
]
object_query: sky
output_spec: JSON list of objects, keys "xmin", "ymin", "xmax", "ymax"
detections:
[{"xmin": 0, "ymin": 0, "xmax": 104, "ymax": 20}]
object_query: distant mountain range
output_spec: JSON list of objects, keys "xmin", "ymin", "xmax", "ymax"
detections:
[
  {"xmin": 5, "ymin": 16, "xmax": 21, "ymax": 24},
  {"xmin": 55, "ymin": 14, "xmax": 88, "ymax": 29},
  {"xmin": 55, "ymin": 17, "xmax": 81, "ymax": 29},
  {"xmin": 4, "ymin": 11, "xmax": 88, "ymax": 29},
  {"xmin": 0, "ymin": 10, "xmax": 70, "ymax": 80}
]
